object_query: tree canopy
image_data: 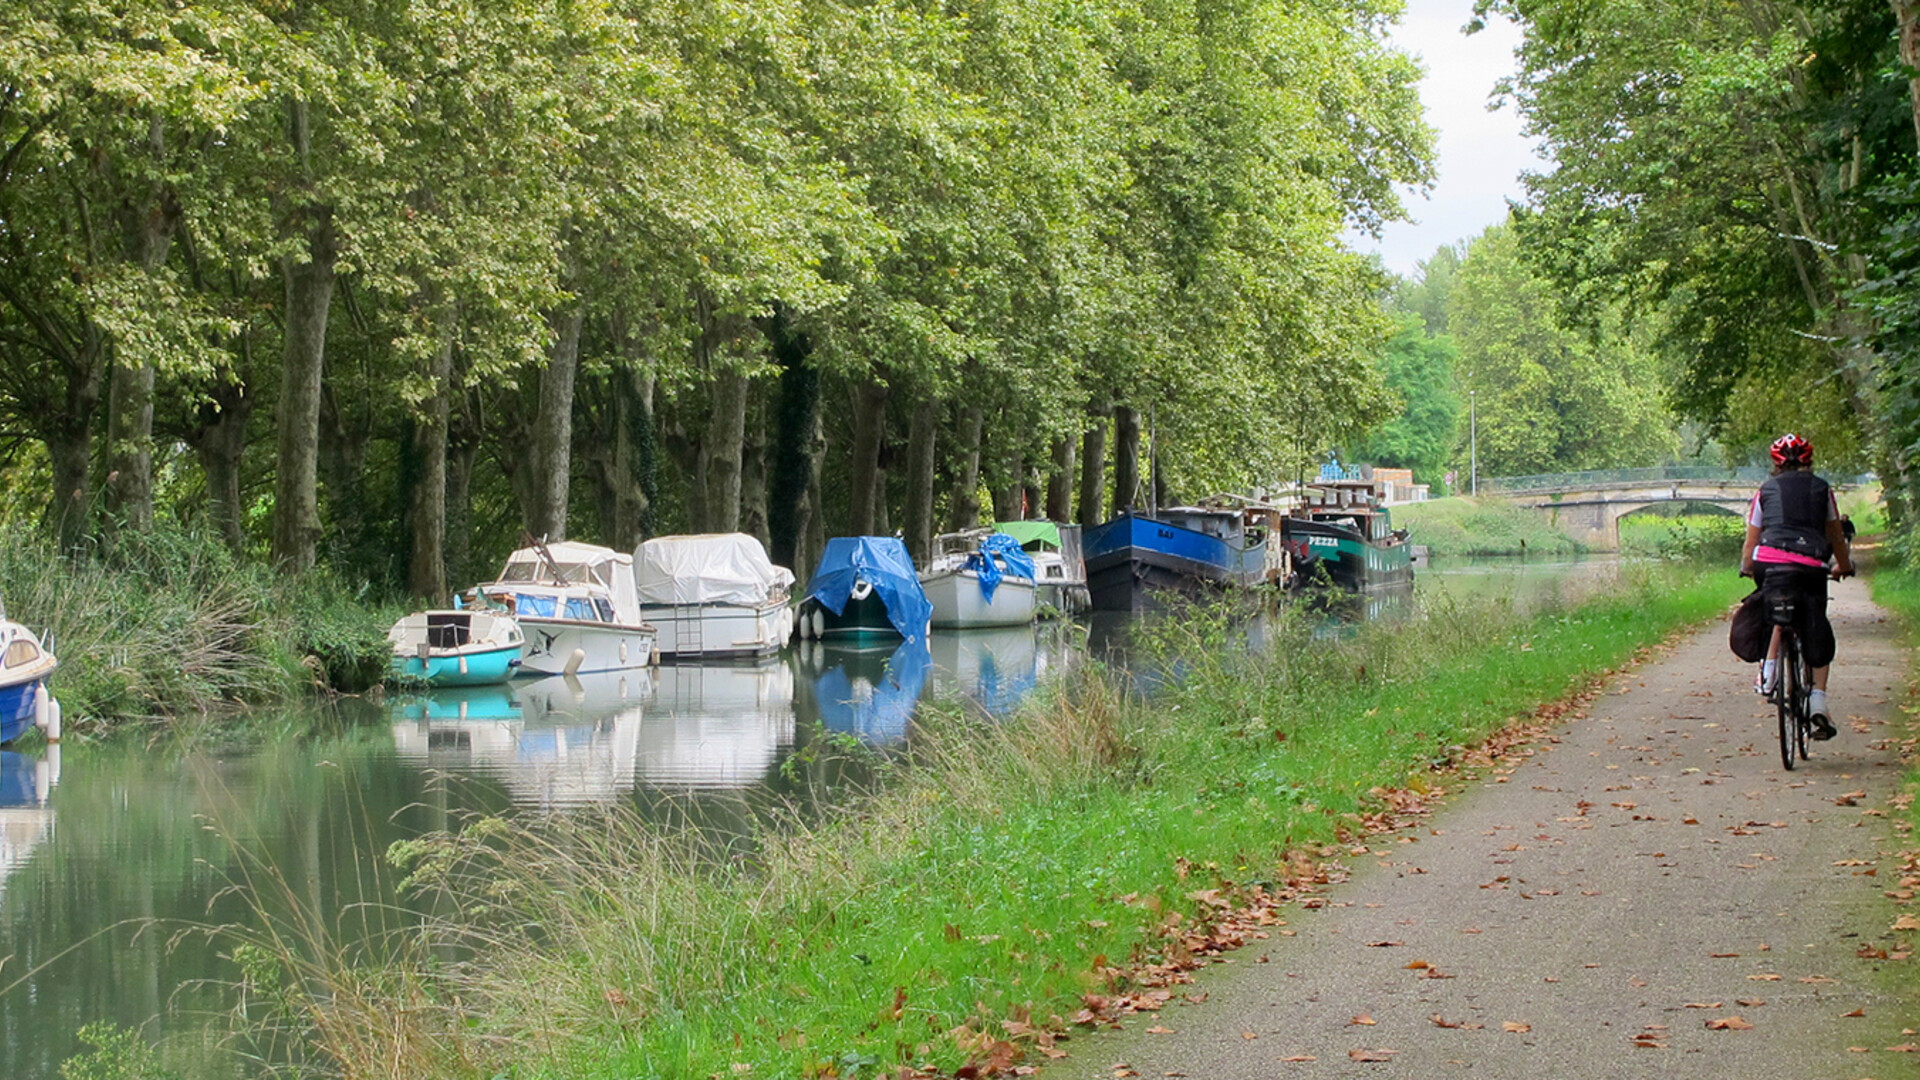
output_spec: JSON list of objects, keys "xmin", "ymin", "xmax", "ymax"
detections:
[{"xmin": 0, "ymin": 0, "xmax": 1435, "ymax": 588}]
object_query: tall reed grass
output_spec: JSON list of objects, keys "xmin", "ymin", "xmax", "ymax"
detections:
[
  {"xmin": 0, "ymin": 526, "xmax": 401, "ymax": 734},
  {"xmin": 221, "ymin": 563, "xmax": 1733, "ymax": 1080}
]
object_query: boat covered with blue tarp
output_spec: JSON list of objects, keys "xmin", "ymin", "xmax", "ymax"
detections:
[{"xmin": 799, "ymin": 537, "xmax": 933, "ymax": 642}]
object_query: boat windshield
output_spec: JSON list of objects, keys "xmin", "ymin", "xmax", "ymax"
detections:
[
  {"xmin": 499, "ymin": 594, "xmax": 608, "ymax": 621},
  {"xmin": 498, "ymin": 558, "xmax": 606, "ymax": 588}
]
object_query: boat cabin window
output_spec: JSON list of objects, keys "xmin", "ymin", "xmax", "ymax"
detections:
[
  {"xmin": 3, "ymin": 639, "xmax": 39, "ymax": 668},
  {"xmin": 594, "ymin": 598, "xmax": 615, "ymax": 622}
]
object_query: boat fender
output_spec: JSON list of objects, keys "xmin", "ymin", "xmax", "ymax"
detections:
[
  {"xmin": 564, "ymin": 648, "xmax": 586, "ymax": 677},
  {"xmin": 620, "ymin": 640, "xmax": 629, "ymax": 665},
  {"xmin": 650, "ymin": 646, "xmax": 661, "ymax": 667},
  {"xmin": 850, "ymin": 579, "xmax": 873, "ymax": 601},
  {"xmin": 458, "ymin": 655, "xmax": 469, "ymax": 676},
  {"xmin": 33, "ymin": 684, "xmax": 59, "ymax": 742},
  {"xmin": 810, "ymin": 608, "xmax": 825, "ymax": 640}
]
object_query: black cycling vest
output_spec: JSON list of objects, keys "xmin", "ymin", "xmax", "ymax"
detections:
[{"xmin": 1757, "ymin": 470, "xmax": 1832, "ymax": 562}]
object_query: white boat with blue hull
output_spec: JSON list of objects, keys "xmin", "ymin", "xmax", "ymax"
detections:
[
  {"xmin": 479, "ymin": 541, "xmax": 658, "ymax": 676},
  {"xmin": 386, "ymin": 609, "xmax": 524, "ymax": 686},
  {"xmin": 0, "ymin": 618, "xmax": 60, "ymax": 746}
]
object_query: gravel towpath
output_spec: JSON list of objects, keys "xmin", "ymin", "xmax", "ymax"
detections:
[{"xmin": 1044, "ymin": 580, "xmax": 1917, "ymax": 1080}]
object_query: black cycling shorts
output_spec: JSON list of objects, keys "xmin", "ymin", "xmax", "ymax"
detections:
[{"xmin": 1756, "ymin": 564, "xmax": 1835, "ymax": 668}]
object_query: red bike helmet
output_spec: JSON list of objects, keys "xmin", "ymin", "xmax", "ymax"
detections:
[{"xmin": 1769, "ymin": 432, "xmax": 1813, "ymax": 466}]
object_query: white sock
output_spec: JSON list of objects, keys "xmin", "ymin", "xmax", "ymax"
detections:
[
  {"xmin": 1809, "ymin": 688, "xmax": 1828, "ymax": 716},
  {"xmin": 1760, "ymin": 659, "xmax": 1777, "ymax": 686}
]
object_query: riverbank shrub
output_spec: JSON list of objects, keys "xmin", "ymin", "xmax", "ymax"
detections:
[
  {"xmin": 229, "ymin": 563, "xmax": 1732, "ymax": 1079},
  {"xmin": 1389, "ymin": 495, "xmax": 1586, "ymax": 556},
  {"xmin": 0, "ymin": 527, "xmax": 403, "ymax": 732}
]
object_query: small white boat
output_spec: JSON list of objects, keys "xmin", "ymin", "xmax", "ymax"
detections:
[
  {"xmin": 921, "ymin": 530, "xmax": 1038, "ymax": 629},
  {"xmin": 0, "ymin": 617, "xmax": 59, "ymax": 746},
  {"xmin": 635, "ymin": 533, "xmax": 796, "ymax": 660},
  {"xmin": 478, "ymin": 541, "xmax": 657, "ymax": 676},
  {"xmin": 386, "ymin": 608, "xmax": 524, "ymax": 686}
]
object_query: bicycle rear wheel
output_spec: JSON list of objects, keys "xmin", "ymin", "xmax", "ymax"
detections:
[
  {"xmin": 1792, "ymin": 636, "xmax": 1812, "ymax": 761},
  {"xmin": 1777, "ymin": 632, "xmax": 1800, "ymax": 771}
]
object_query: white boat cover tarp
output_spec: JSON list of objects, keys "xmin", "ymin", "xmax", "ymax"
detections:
[{"xmin": 635, "ymin": 533, "xmax": 795, "ymax": 606}]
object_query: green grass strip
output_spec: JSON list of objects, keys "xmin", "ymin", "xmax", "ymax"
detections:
[{"xmin": 338, "ymin": 565, "xmax": 1732, "ymax": 1080}]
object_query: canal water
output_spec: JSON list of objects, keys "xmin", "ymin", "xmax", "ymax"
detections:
[{"xmin": 0, "ymin": 555, "xmax": 1632, "ymax": 1076}]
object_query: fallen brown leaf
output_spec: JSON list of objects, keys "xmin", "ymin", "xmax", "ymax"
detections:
[
  {"xmin": 1736, "ymin": 998, "xmax": 1766, "ymax": 1007},
  {"xmin": 1279, "ymin": 1055, "xmax": 1316, "ymax": 1063},
  {"xmin": 1347, "ymin": 1048, "xmax": 1396, "ymax": 1062},
  {"xmin": 1502, "ymin": 1021, "xmax": 1531, "ymax": 1033},
  {"xmin": 1888, "ymin": 1043, "xmax": 1919, "ymax": 1052},
  {"xmin": 1841, "ymin": 1008, "xmax": 1866, "ymax": 1018},
  {"xmin": 1681, "ymin": 1002, "xmax": 1723, "ymax": 1009},
  {"xmin": 1349, "ymin": 1014, "xmax": 1376, "ymax": 1026},
  {"xmin": 1748, "ymin": 973, "xmax": 1783, "ymax": 981},
  {"xmin": 1706, "ymin": 1016, "xmax": 1755, "ymax": 1031},
  {"xmin": 1893, "ymin": 915, "xmax": 1920, "ymax": 931},
  {"xmin": 1145, "ymin": 1025, "xmax": 1174, "ymax": 1034}
]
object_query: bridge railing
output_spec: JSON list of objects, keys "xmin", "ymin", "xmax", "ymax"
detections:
[
  {"xmin": 1482, "ymin": 466, "xmax": 1774, "ymax": 494},
  {"xmin": 1483, "ymin": 466, "xmax": 1874, "ymax": 495}
]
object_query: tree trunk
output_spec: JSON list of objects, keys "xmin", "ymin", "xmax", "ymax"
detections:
[
  {"xmin": 740, "ymin": 387, "xmax": 770, "ymax": 548},
  {"xmin": 446, "ymin": 385, "xmax": 479, "ymax": 589},
  {"xmin": 802, "ymin": 407, "xmax": 826, "ymax": 578},
  {"xmin": 194, "ymin": 378, "xmax": 252, "ymax": 555},
  {"xmin": 591, "ymin": 359, "xmax": 655, "ymax": 551},
  {"xmin": 951, "ymin": 404, "xmax": 984, "ymax": 530},
  {"xmin": 847, "ymin": 380, "xmax": 890, "ymax": 535},
  {"xmin": 904, "ymin": 399, "xmax": 937, "ymax": 563},
  {"xmin": 407, "ymin": 331, "xmax": 453, "ymax": 600},
  {"xmin": 1046, "ymin": 436, "xmax": 1074, "ymax": 522},
  {"xmin": 531, "ymin": 306, "xmax": 583, "ymax": 541},
  {"xmin": 1896, "ymin": 0, "xmax": 1920, "ymax": 152},
  {"xmin": 763, "ymin": 306, "xmax": 817, "ymax": 570},
  {"xmin": 49, "ymin": 411, "xmax": 95, "ymax": 556},
  {"xmin": 270, "ymin": 209, "xmax": 336, "ymax": 572},
  {"xmin": 702, "ymin": 370, "xmax": 749, "ymax": 533},
  {"xmin": 992, "ymin": 433, "xmax": 1025, "ymax": 522},
  {"xmin": 1113, "ymin": 405, "xmax": 1141, "ymax": 513},
  {"xmin": 105, "ymin": 119, "xmax": 179, "ymax": 539},
  {"xmin": 1078, "ymin": 416, "xmax": 1107, "ymax": 527}
]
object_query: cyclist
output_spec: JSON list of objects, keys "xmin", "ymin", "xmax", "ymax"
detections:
[{"xmin": 1739, "ymin": 433, "xmax": 1854, "ymax": 739}]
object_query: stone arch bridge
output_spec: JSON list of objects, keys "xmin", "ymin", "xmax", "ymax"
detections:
[{"xmin": 1479, "ymin": 467, "xmax": 1862, "ymax": 549}]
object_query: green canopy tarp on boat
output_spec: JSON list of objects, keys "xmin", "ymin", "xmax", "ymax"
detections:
[{"xmin": 995, "ymin": 520, "xmax": 1061, "ymax": 550}]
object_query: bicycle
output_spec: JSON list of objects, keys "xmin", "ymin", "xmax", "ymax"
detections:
[
  {"xmin": 1744, "ymin": 565, "xmax": 1848, "ymax": 771},
  {"xmin": 1761, "ymin": 586, "xmax": 1813, "ymax": 770}
]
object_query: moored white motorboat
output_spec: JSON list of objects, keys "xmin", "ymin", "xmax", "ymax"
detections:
[
  {"xmin": 0, "ymin": 617, "xmax": 60, "ymax": 746},
  {"xmin": 386, "ymin": 608, "xmax": 524, "ymax": 686},
  {"xmin": 920, "ymin": 530, "xmax": 1037, "ymax": 628},
  {"xmin": 635, "ymin": 533, "xmax": 796, "ymax": 660},
  {"xmin": 477, "ymin": 541, "xmax": 657, "ymax": 676}
]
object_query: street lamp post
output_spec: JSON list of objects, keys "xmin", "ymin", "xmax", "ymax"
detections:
[{"xmin": 1469, "ymin": 390, "xmax": 1478, "ymax": 497}]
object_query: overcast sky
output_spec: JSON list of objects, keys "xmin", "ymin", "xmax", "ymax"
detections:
[{"xmin": 1350, "ymin": 0, "xmax": 1538, "ymax": 278}]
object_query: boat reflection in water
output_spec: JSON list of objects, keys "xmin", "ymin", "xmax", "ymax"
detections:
[
  {"xmin": 795, "ymin": 638, "xmax": 931, "ymax": 745},
  {"xmin": 927, "ymin": 624, "xmax": 1050, "ymax": 717},
  {"xmin": 390, "ymin": 673, "xmax": 648, "ymax": 810},
  {"xmin": 392, "ymin": 663, "xmax": 802, "ymax": 804},
  {"xmin": 0, "ymin": 747, "xmax": 58, "ymax": 897},
  {"xmin": 642, "ymin": 661, "xmax": 795, "ymax": 788}
]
